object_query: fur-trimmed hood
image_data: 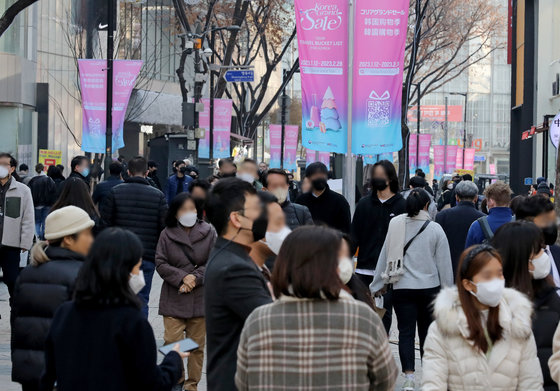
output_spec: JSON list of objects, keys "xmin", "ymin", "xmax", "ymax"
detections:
[{"xmin": 433, "ymin": 286, "xmax": 533, "ymax": 341}]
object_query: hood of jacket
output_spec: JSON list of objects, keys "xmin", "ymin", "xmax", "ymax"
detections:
[
  {"xmin": 433, "ymin": 286, "xmax": 533, "ymax": 341},
  {"xmin": 31, "ymin": 241, "xmax": 85, "ymax": 266}
]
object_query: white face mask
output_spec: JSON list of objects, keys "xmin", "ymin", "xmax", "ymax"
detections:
[
  {"xmin": 530, "ymin": 252, "xmax": 551, "ymax": 280},
  {"xmin": 178, "ymin": 211, "xmax": 198, "ymax": 228},
  {"xmin": 271, "ymin": 187, "xmax": 289, "ymax": 204},
  {"xmin": 264, "ymin": 226, "xmax": 291, "ymax": 255},
  {"xmin": 338, "ymin": 257, "xmax": 354, "ymax": 284},
  {"xmin": 238, "ymin": 172, "xmax": 255, "ymax": 184},
  {"xmin": 129, "ymin": 270, "xmax": 146, "ymax": 294},
  {"xmin": 0, "ymin": 165, "xmax": 10, "ymax": 179},
  {"xmin": 470, "ymin": 278, "xmax": 504, "ymax": 307},
  {"xmin": 447, "ymin": 183, "xmax": 453, "ymax": 190}
]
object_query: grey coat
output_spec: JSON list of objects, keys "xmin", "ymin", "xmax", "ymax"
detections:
[
  {"xmin": 281, "ymin": 201, "xmax": 313, "ymax": 230},
  {"xmin": 1, "ymin": 178, "xmax": 34, "ymax": 250},
  {"xmin": 155, "ymin": 222, "xmax": 216, "ymax": 319}
]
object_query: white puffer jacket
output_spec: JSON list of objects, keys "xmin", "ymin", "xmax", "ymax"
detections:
[{"xmin": 422, "ymin": 286, "xmax": 543, "ymax": 391}]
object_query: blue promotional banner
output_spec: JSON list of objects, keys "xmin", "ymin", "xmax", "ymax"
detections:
[{"xmin": 363, "ymin": 152, "xmax": 394, "ymax": 166}]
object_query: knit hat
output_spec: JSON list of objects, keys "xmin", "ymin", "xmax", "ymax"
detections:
[{"xmin": 44, "ymin": 206, "xmax": 95, "ymax": 240}]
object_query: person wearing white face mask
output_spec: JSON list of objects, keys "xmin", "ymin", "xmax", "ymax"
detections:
[
  {"xmin": 262, "ymin": 168, "xmax": 313, "ymax": 230},
  {"xmin": 41, "ymin": 228, "xmax": 188, "ymax": 391},
  {"xmin": 249, "ymin": 192, "xmax": 290, "ymax": 290},
  {"xmin": 237, "ymin": 159, "xmax": 263, "ymax": 191},
  {"xmin": 155, "ymin": 193, "xmax": 216, "ymax": 391},
  {"xmin": 492, "ymin": 220, "xmax": 560, "ymax": 390},
  {"xmin": 422, "ymin": 244, "xmax": 543, "ymax": 391}
]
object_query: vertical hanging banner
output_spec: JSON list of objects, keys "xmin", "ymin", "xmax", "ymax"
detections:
[
  {"xmin": 464, "ymin": 148, "xmax": 476, "ymax": 170},
  {"xmin": 446, "ymin": 145, "xmax": 458, "ymax": 173},
  {"xmin": 198, "ymin": 98, "xmax": 233, "ymax": 159},
  {"xmin": 409, "ymin": 134, "xmax": 418, "ymax": 174},
  {"xmin": 352, "ymin": 0, "xmax": 409, "ymax": 155},
  {"xmin": 269, "ymin": 125, "xmax": 282, "ymax": 168},
  {"xmin": 418, "ymin": 134, "xmax": 431, "ymax": 175},
  {"xmin": 306, "ymin": 148, "xmax": 331, "ymax": 170},
  {"xmin": 283, "ymin": 125, "xmax": 299, "ymax": 171},
  {"xmin": 318, "ymin": 151, "xmax": 331, "ymax": 169},
  {"xmin": 295, "ymin": 0, "xmax": 348, "ymax": 153},
  {"xmin": 433, "ymin": 145, "xmax": 445, "ymax": 179},
  {"xmin": 79, "ymin": 59, "xmax": 142, "ymax": 153}
]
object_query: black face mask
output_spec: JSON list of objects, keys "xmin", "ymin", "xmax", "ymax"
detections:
[
  {"xmin": 239, "ymin": 209, "xmax": 268, "ymax": 242},
  {"xmin": 311, "ymin": 178, "xmax": 328, "ymax": 191},
  {"xmin": 543, "ymin": 224, "xmax": 558, "ymax": 246},
  {"xmin": 371, "ymin": 177, "xmax": 388, "ymax": 191},
  {"xmin": 222, "ymin": 172, "xmax": 236, "ymax": 178}
]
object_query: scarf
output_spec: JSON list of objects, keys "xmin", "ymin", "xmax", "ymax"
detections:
[{"xmin": 381, "ymin": 210, "xmax": 431, "ymax": 284}]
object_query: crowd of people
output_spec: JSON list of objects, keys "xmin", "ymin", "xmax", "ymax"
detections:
[{"xmin": 2, "ymin": 150, "xmax": 560, "ymax": 390}]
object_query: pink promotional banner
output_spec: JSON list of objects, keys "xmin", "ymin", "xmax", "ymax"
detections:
[
  {"xmin": 269, "ymin": 125, "xmax": 282, "ymax": 168},
  {"xmin": 78, "ymin": 59, "xmax": 142, "ymax": 153},
  {"xmin": 306, "ymin": 148, "xmax": 331, "ymax": 170},
  {"xmin": 296, "ymin": 0, "xmax": 348, "ymax": 153},
  {"xmin": 352, "ymin": 0, "xmax": 409, "ymax": 155},
  {"xmin": 455, "ymin": 148, "xmax": 476, "ymax": 170},
  {"xmin": 433, "ymin": 145, "xmax": 445, "ymax": 179},
  {"xmin": 283, "ymin": 125, "xmax": 299, "ymax": 171},
  {"xmin": 408, "ymin": 134, "xmax": 431, "ymax": 175},
  {"xmin": 409, "ymin": 134, "xmax": 417, "ymax": 174},
  {"xmin": 198, "ymin": 98, "xmax": 233, "ymax": 159},
  {"xmin": 446, "ymin": 145, "xmax": 458, "ymax": 173}
]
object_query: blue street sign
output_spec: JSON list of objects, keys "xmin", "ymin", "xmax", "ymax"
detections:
[
  {"xmin": 474, "ymin": 155, "xmax": 486, "ymax": 162},
  {"xmin": 225, "ymin": 70, "xmax": 255, "ymax": 83},
  {"xmin": 524, "ymin": 177, "xmax": 533, "ymax": 186}
]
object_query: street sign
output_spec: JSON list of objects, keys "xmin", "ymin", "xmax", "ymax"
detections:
[
  {"xmin": 550, "ymin": 112, "xmax": 560, "ymax": 148},
  {"xmin": 474, "ymin": 155, "xmax": 486, "ymax": 162},
  {"xmin": 524, "ymin": 177, "xmax": 533, "ymax": 186},
  {"xmin": 225, "ymin": 70, "xmax": 254, "ymax": 83}
]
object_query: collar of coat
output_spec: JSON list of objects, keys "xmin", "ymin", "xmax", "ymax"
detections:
[
  {"xmin": 166, "ymin": 222, "xmax": 212, "ymax": 246},
  {"xmin": 433, "ymin": 286, "xmax": 533, "ymax": 342}
]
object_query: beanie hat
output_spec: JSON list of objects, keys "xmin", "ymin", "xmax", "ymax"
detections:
[{"xmin": 44, "ymin": 206, "xmax": 95, "ymax": 240}]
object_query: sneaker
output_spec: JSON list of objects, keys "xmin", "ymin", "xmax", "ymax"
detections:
[{"xmin": 401, "ymin": 378, "xmax": 415, "ymax": 391}]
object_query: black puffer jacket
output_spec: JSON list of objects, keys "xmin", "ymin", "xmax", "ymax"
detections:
[
  {"xmin": 533, "ymin": 286, "xmax": 560, "ymax": 391},
  {"xmin": 100, "ymin": 176, "xmax": 167, "ymax": 262},
  {"xmin": 11, "ymin": 245, "xmax": 85, "ymax": 385},
  {"xmin": 28, "ymin": 174, "xmax": 57, "ymax": 206}
]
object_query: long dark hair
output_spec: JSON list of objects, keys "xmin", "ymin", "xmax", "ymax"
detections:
[
  {"xmin": 74, "ymin": 228, "xmax": 143, "ymax": 308},
  {"xmin": 457, "ymin": 245, "xmax": 503, "ymax": 353},
  {"xmin": 372, "ymin": 160, "xmax": 400, "ymax": 193},
  {"xmin": 47, "ymin": 165, "xmax": 64, "ymax": 180},
  {"xmin": 406, "ymin": 188, "xmax": 431, "ymax": 217},
  {"xmin": 272, "ymin": 226, "xmax": 343, "ymax": 300},
  {"xmin": 51, "ymin": 177, "xmax": 99, "ymax": 217},
  {"xmin": 166, "ymin": 193, "xmax": 199, "ymax": 227},
  {"xmin": 492, "ymin": 221, "xmax": 550, "ymax": 299}
]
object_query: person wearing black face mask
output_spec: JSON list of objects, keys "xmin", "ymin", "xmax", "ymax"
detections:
[
  {"xmin": 295, "ymin": 162, "xmax": 351, "ymax": 233},
  {"xmin": 516, "ymin": 194, "xmax": 560, "ymax": 296},
  {"xmin": 351, "ymin": 160, "xmax": 406, "ymax": 333},
  {"xmin": 165, "ymin": 161, "xmax": 193, "ymax": 204},
  {"xmin": 204, "ymin": 178, "xmax": 273, "ymax": 391}
]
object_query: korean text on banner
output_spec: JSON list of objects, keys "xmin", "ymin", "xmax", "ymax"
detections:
[
  {"xmin": 446, "ymin": 145, "xmax": 458, "ymax": 173},
  {"xmin": 295, "ymin": 0, "xmax": 348, "ymax": 153},
  {"xmin": 464, "ymin": 148, "xmax": 476, "ymax": 170},
  {"xmin": 78, "ymin": 59, "xmax": 142, "ymax": 153},
  {"xmin": 433, "ymin": 145, "xmax": 445, "ymax": 179},
  {"xmin": 418, "ymin": 134, "xmax": 431, "ymax": 175},
  {"xmin": 352, "ymin": 0, "xmax": 409, "ymax": 155},
  {"xmin": 283, "ymin": 125, "xmax": 299, "ymax": 171},
  {"xmin": 269, "ymin": 125, "xmax": 282, "ymax": 168},
  {"xmin": 409, "ymin": 134, "xmax": 417, "ymax": 174},
  {"xmin": 198, "ymin": 98, "xmax": 233, "ymax": 159},
  {"xmin": 38, "ymin": 150, "xmax": 62, "ymax": 169}
]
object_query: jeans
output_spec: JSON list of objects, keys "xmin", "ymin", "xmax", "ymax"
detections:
[
  {"xmin": 356, "ymin": 273, "xmax": 393, "ymax": 334},
  {"xmin": 34, "ymin": 206, "xmax": 50, "ymax": 240},
  {"xmin": 139, "ymin": 260, "xmax": 155, "ymax": 318},
  {"xmin": 0, "ymin": 246, "xmax": 22, "ymax": 301},
  {"xmin": 392, "ymin": 287, "xmax": 440, "ymax": 372}
]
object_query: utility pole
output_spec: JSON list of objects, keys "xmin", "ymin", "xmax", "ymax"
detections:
[
  {"xmin": 104, "ymin": 0, "xmax": 114, "ymax": 175},
  {"xmin": 416, "ymin": 83, "xmax": 421, "ymax": 169},
  {"xmin": 209, "ymin": 25, "xmax": 215, "ymax": 162},
  {"xmin": 280, "ymin": 69, "xmax": 288, "ymax": 169},
  {"xmin": 444, "ymin": 96, "xmax": 449, "ymax": 173}
]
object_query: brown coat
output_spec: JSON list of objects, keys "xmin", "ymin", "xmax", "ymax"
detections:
[{"xmin": 155, "ymin": 222, "xmax": 216, "ymax": 319}]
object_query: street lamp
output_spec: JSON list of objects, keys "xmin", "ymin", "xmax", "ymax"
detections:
[{"xmin": 450, "ymin": 92, "xmax": 468, "ymax": 168}]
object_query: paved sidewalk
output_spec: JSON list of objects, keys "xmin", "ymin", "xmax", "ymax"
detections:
[{"xmin": 0, "ymin": 273, "xmax": 421, "ymax": 390}]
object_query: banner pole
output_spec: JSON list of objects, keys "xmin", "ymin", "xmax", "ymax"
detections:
[{"xmin": 343, "ymin": 0, "xmax": 356, "ymax": 214}]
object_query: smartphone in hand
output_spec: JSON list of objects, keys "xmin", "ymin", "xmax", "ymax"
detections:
[{"xmin": 158, "ymin": 338, "xmax": 199, "ymax": 355}]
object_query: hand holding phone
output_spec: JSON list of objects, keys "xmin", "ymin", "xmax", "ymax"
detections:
[{"xmin": 159, "ymin": 338, "xmax": 199, "ymax": 356}]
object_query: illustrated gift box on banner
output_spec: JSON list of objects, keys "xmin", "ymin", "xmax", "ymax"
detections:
[{"xmin": 367, "ymin": 90, "xmax": 391, "ymax": 128}]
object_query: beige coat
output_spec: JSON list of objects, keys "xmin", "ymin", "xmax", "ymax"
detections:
[
  {"xmin": 422, "ymin": 286, "xmax": 543, "ymax": 391},
  {"xmin": 547, "ymin": 321, "xmax": 560, "ymax": 385},
  {"xmin": 1, "ymin": 179, "xmax": 34, "ymax": 250}
]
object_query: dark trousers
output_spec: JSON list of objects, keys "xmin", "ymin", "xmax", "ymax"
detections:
[
  {"xmin": 0, "ymin": 245, "xmax": 21, "ymax": 299},
  {"xmin": 139, "ymin": 260, "xmax": 155, "ymax": 318},
  {"xmin": 392, "ymin": 287, "xmax": 440, "ymax": 372},
  {"xmin": 34, "ymin": 206, "xmax": 50, "ymax": 240},
  {"xmin": 21, "ymin": 382, "xmax": 38, "ymax": 391},
  {"xmin": 356, "ymin": 273, "xmax": 393, "ymax": 334}
]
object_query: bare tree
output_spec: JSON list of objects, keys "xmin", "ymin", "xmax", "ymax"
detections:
[
  {"xmin": 0, "ymin": 0, "xmax": 37, "ymax": 37},
  {"xmin": 397, "ymin": 0, "xmax": 506, "ymax": 183}
]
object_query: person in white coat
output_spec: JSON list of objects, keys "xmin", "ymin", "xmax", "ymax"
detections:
[{"xmin": 422, "ymin": 244, "xmax": 543, "ymax": 391}]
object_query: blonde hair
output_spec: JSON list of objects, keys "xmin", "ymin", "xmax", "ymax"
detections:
[{"xmin": 483, "ymin": 181, "xmax": 512, "ymax": 207}]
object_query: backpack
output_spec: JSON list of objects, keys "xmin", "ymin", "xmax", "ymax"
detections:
[{"xmin": 477, "ymin": 215, "xmax": 515, "ymax": 243}]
